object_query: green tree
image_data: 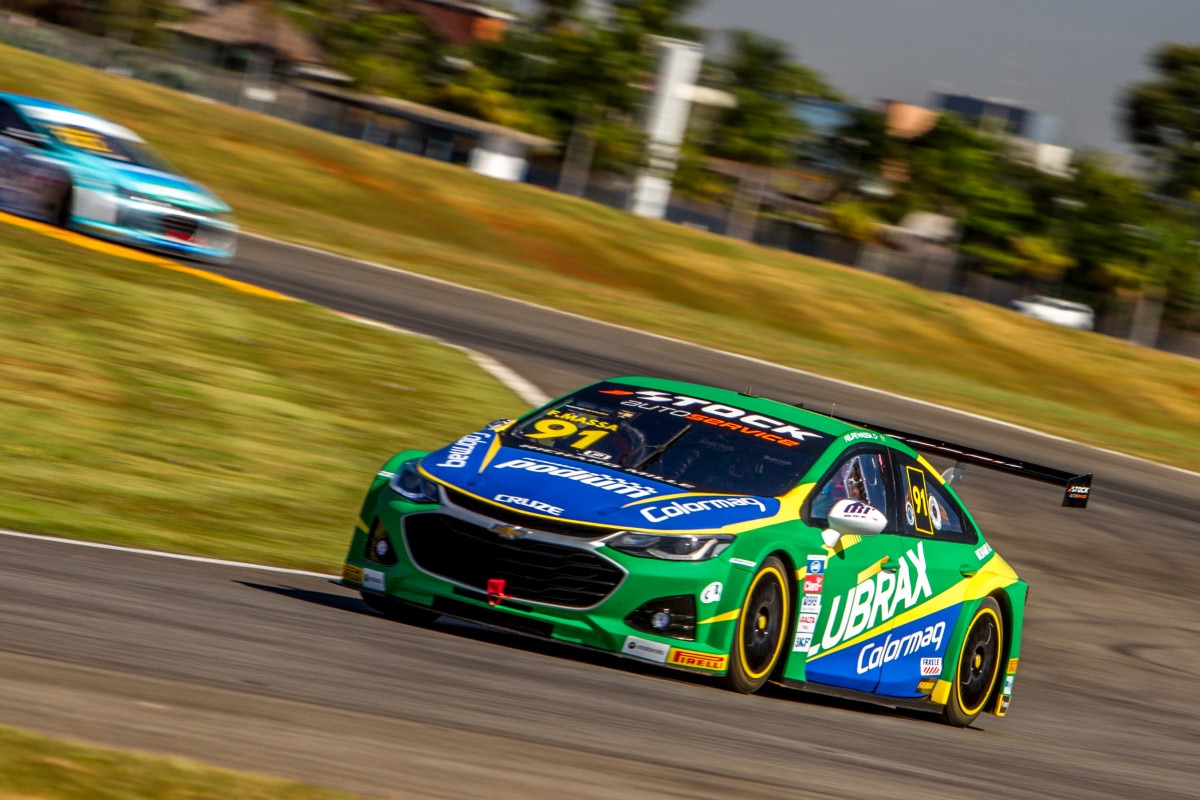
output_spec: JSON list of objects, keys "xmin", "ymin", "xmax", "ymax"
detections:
[
  {"xmin": 892, "ymin": 116, "xmax": 1034, "ymax": 274},
  {"xmin": 289, "ymin": 4, "xmax": 441, "ymax": 101},
  {"xmin": 1122, "ymin": 43, "xmax": 1200, "ymax": 201},
  {"xmin": 704, "ymin": 30, "xmax": 839, "ymax": 166}
]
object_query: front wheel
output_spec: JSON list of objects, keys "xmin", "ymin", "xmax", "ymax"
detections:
[
  {"xmin": 724, "ymin": 555, "xmax": 791, "ymax": 694},
  {"xmin": 941, "ymin": 596, "xmax": 1004, "ymax": 727}
]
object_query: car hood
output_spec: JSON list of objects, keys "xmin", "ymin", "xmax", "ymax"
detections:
[
  {"xmin": 84, "ymin": 157, "xmax": 230, "ymax": 213},
  {"xmin": 420, "ymin": 429, "xmax": 781, "ymax": 532}
]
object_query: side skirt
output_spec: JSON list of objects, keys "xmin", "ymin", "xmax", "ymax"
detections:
[{"xmin": 779, "ymin": 679, "xmax": 945, "ymax": 713}]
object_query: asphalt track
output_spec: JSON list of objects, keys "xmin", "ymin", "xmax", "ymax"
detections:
[{"xmin": 2, "ymin": 233, "xmax": 1198, "ymax": 799}]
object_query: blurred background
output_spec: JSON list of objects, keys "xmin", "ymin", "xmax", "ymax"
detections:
[{"xmin": 4, "ymin": 0, "xmax": 1197, "ymax": 354}]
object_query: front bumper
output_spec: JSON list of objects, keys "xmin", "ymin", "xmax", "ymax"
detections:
[{"xmin": 343, "ymin": 496, "xmax": 746, "ymax": 675}]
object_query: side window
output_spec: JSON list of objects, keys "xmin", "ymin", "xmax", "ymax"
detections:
[
  {"xmin": 896, "ymin": 454, "xmax": 977, "ymax": 543},
  {"xmin": 809, "ymin": 448, "xmax": 893, "ymax": 527},
  {"xmin": 0, "ymin": 101, "xmax": 35, "ymax": 140}
]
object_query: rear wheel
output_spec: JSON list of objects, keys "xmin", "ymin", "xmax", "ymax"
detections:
[
  {"xmin": 724, "ymin": 556, "xmax": 790, "ymax": 693},
  {"xmin": 360, "ymin": 591, "xmax": 440, "ymax": 626},
  {"xmin": 941, "ymin": 597, "xmax": 1004, "ymax": 727}
]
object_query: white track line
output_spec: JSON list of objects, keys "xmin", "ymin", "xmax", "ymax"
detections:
[
  {"xmin": 0, "ymin": 528, "xmax": 337, "ymax": 579},
  {"xmin": 331, "ymin": 311, "xmax": 549, "ymax": 406}
]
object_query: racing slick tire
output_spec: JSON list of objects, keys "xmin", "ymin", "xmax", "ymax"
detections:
[
  {"xmin": 360, "ymin": 590, "xmax": 440, "ymax": 626},
  {"xmin": 941, "ymin": 596, "xmax": 1004, "ymax": 727},
  {"xmin": 724, "ymin": 555, "xmax": 791, "ymax": 694},
  {"xmin": 53, "ymin": 185, "xmax": 72, "ymax": 228}
]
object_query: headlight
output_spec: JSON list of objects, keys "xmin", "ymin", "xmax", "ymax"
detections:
[
  {"xmin": 389, "ymin": 460, "xmax": 440, "ymax": 503},
  {"xmin": 606, "ymin": 532, "xmax": 734, "ymax": 561}
]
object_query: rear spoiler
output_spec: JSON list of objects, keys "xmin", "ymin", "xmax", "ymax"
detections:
[{"xmin": 835, "ymin": 416, "xmax": 1093, "ymax": 508}]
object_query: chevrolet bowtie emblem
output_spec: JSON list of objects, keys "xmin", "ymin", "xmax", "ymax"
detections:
[{"xmin": 491, "ymin": 523, "xmax": 529, "ymax": 540}]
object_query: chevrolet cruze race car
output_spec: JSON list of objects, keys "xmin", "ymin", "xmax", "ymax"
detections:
[
  {"xmin": 343, "ymin": 377, "xmax": 1091, "ymax": 726},
  {"xmin": 0, "ymin": 92, "xmax": 236, "ymax": 260}
]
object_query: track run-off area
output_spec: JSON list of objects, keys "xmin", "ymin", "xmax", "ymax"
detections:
[{"xmin": 1, "ymin": 230, "xmax": 1198, "ymax": 799}]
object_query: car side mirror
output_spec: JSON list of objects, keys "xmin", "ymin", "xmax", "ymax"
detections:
[{"xmin": 821, "ymin": 499, "xmax": 888, "ymax": 547}]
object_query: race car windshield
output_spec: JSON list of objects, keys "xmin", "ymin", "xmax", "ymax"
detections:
[
  {"xmin": 503, "ymin": 382, "xmax": 826, "ymax": 496},
  {"xmin": 29, "ymin": 116, "xmax": 177, "ymax": 172}
]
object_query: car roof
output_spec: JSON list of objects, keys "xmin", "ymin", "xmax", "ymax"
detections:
[{"xmin": 604, "ymin": 375, "xmax": 873, "ymax": 441}]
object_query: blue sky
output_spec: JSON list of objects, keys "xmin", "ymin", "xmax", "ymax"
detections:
[{"xmin": 685, "ymin": 0, "xmax": 1200, "ymax": 156}]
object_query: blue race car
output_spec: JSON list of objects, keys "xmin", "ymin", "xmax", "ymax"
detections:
[{"xmin": 0, "ymin": 92, "xmax": 236, "ymax": 260}]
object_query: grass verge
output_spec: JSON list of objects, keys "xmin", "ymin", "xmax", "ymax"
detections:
[{"xmin": 0, "ymin": 221, "xmax": 527, "ymax": 573}]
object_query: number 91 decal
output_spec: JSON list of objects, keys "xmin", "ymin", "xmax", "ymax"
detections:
[{"xmin": 524, "ymin": 419, "xmax": 611, "ymax": 450}]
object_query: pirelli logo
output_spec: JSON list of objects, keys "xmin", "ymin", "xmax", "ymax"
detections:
[
  {"xmin": 342, "ymin": 564, "xmax": 363, "ymax": 585},
  {"xmin": 668, "ymin": 649, "xmax": 728, "ymax": 671}
]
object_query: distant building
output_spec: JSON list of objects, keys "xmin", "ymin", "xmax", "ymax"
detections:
[
  {"xmin": 883, "ymin": 101, "xmax": 940, "ymax": 139},
  {"xmin": 384, "ymin": 1, "xmax": 517, "ymax": 47},
  {"xmin": 163, "ymin": 1, "xmax": 346, "ymax": 82},
  {"xmin": 933, "ymin": 93, "xmax": 1060, "ymax": 144}
]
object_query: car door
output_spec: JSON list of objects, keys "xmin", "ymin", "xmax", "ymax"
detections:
[
  {"xmin": 872, "ymin": 452, "xmax": 981, "ymax": 699},
  {"xmin": 796, "ymin": 445, "xmax": 909, "ymax": 693}
]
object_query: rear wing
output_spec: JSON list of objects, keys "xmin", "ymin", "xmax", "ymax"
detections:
[{"xmin": 836, "ymin": 416, "xmax": 1093, "ymax": 508}]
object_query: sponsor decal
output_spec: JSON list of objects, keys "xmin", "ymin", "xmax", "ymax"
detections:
[
  {"xmin": 843, "ymin": 431, "xmax": 880, "ymax": 443},
  {"xmin": 855, "ymin": 620, "xmax": 946, "ymax": 674},
  {"xmin": 840, "ymin": 501, "xmax": 880, "ymax": 519},
  {"xmin": 601, "ymin": 389, "xmax": 823, "ymax": 446},
  {"xmin": 975, "ymin": 542, "xmax": 993, "ymax": 561},
  {"xmin": 821, "ymin": 541, "xmax": 932, "ymax": 653},
  {"xmin": 806, "ymin": 555, "xmax": 827, "ymax": 575},
  {"xmin": 916, "ymin": 678, "xmax": 937, "ymax": 694},
  {"xmin": 493, "ymin": 458, "xmax": 658, "ymax": 498},
  {"xmin": 545, "ymin": 409, "xmax": 617, "ymax": 431},
  {"xmin": 803, "ymin": 575, "xmax": 824, "ymax": 594},
  {"xmin": 920, "ymin": 657, "xmax": 943, "ymax": 676},
  {"xmin": 793, "ymin": 633, "xmax": 813, "ymax": 652},
  {"xmin": 342, "ymin": 564, "xmax": 363, "ymax": 585},
  {"xmin": 797, "ymin": 614, "xmax": 818, "ymax": 634},
  {"xmin": 700, "ymin": 582, "xmax": 723, "ymax": 604},
  {"xmin": 363, "ymin": 568, "xmax": 386, "ymax": 592},
  {"xmin": 434, "ymin": 432, "xmax": 489, "ymax": 468},
  {"xmin": 999, "ymin": 696, "xmax": 1012, "ymax": 714},
  {"xmin": 1004, "ymin": 675, "xmax": 1015, "ymax": 696},
  {"xmin": 493, "ymin": 494, "xmax": 563, "ymax": 516},
  {"xmin": 801, "ymin": 595, "xmax": 822, "ymax": 614},
  {"xmin": 928, "ymin": 496, "xmax": 944, "ymax": 531},
  {"xmin": 639, "ymin": 496, "xmax": 766, "ymax": 523},
  {"xmin": 1008, "ymin": 658, "xmax": 1019, "ymax": 673},
  {"xmin": 905, "ymin": 466, "xmax": 934, "ymax": 535},
  {"xmin": 668, "ymin": 648, "xmax": 728, "ymax": 671},
  {"xmin": 728, "ymin": 557, "xmax": 757, "ymax": 568},
  {"xmin": 623, "ymin": 635, "xmax": 669, "ymax": 663}
]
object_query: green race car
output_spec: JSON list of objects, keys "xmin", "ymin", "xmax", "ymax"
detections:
[{"xmin": 343, "ymin": 377, "xmax": 1091, "ymax": 726}]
